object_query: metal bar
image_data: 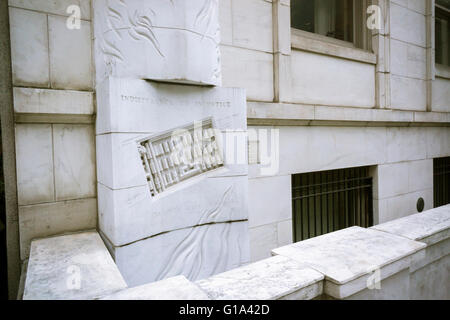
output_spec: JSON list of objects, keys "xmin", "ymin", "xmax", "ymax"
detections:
[
  {"xmin": 292, "ymin": 184, "xmax": 372, "ymax": 200},
  {"xmin": 308, "ymin": 173, "xmax": 314, "ymax": 239},
  {"xmin": 292, "ymin": 176, "xmax": 371, "ymax": 190},
  {"xmin": 292, "ymin": 166, "xmax": 374, "ymax": 240}
]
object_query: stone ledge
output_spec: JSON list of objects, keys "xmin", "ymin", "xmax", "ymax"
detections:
[
  {"xmin": 196, "ymin": 255, "xmax": 324, "ymax": 300},
  {"xmin": 291, "ymin": 28, "xmax": 377, "ymax": 65},
  {"xmin": 371, "ymin": 205, "xmax": 450, "ymax": 246},
  {"xmin": 247, "ymin": 102, "xmax": 450, "ymax": 126},
  {"xmin": 21, "ymin": 206, "xmax": 450, "ymax": 300},
  {"xmin": 13, "ymin": 87, "xmax": 94, "ymax": 114},
  {"xmin": 13, "ymin": 87, "xmax": 95, "ymax": 124},
  {"xmin": 271, "ymin": 226, "xmax": 426, "ymax": 299},
  {"xmin": 371, "ymin": 205, "xmax": 450, "ymax": 272},
  {"xmin": 100, "ymin": 276, "xmax": 209, "ymax": 300},
  {"xmin": 8, "ymin": 0, "xmax": 92, "ymax": 20},
  {"xmin": 23, "ymin": 231, "xmax": 127, "ymax": 300}
]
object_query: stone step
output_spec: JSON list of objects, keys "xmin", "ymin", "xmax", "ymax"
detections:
[{"xmin": 23, "ymin": 231, "xmax": 127, "ymax": 300}]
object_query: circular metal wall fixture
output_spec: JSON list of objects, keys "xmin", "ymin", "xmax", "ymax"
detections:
[{"xmin": 417, "ymin": 197, "xmax": 425, "ymax": 213}]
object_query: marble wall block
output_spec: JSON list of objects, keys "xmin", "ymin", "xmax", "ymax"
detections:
[
  {"xmin": 93, "ymin": 0, "xmax": 221, "ymax": 86},
  {"xmin": 9, "ymin": 7, "xmax": 49, "ymax": 87},
  {"xmin": 96, "ymin": 77, "xmax": 245, "ymax": 135},
  {"xmin": 15, "ymin": 124, "xmax": 54, "ymax": 206},
  {"xmin": 98, "ymin": 176, "xmax": 248, "ymax": 246},
  {"xmin": 112, "ymin": 221, "xmax": 250, "ymax": 287},
  {"xmin": 96, "ymin": 77, "xmax": 248, "ymax": 245},
  {"xmin": 95, "ymin": 77, "xmax": 249, "ymax": 285}
]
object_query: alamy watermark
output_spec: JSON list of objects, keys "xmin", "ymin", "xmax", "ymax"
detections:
[
  {"xmin": 66, "ymin": 5, "xmax": 81, "ymax": 30},
  {"xmin": 367, "ymin": 5, "xmax": 382, "ymax": 31},
  {"xmin": 66, "ymin": 265, "xmax": 81, "ymax": 290}
]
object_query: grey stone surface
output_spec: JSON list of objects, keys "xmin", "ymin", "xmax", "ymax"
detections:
[
  {"xmin": 409, "ymin": 254, "xmax": 450, "ymax": 300},
  {"xmin": 93, "ymin": 0, "xmax": 220, "ymax": 86},
  {"xmin": 196, "ymin": 255, "xmax": 324, "ymax": 300},
  {"xmin": 345, "ymin": 268, "xmax": 410, "ymax": 300},
  {"xmin": 100, "ymin": 275, "xmax": 209, "ymax": 300},
  {"xmin": 371, "ymin": 204, "xmax": 450, "ymax": 245},
  {"xmin": 114, "ymin": 221, "xmax": 250, "ymax": 287},
  {"xmin": 23, "ymin": 231, "xmax": 127, "ymax": 300},
  {"xmin": 272, "ymin": 226, "xmax": 426, "ymax": 298},
  {"xmin": 95, "ymin": 76, "xmax": 249, "ymax": 287}
]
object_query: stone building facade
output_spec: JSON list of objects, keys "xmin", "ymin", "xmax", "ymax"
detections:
[{"xmin": 1, "ymin": 0, "xmax": 449, "ymax": 298}]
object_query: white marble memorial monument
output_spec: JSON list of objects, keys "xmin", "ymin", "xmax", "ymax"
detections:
[{"xmin": 94, "ymin": 0, "xmax": 249, "ymax": 287}]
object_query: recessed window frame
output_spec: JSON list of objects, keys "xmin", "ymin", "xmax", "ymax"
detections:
[
  {"xmin": 433, "ymin": 157, "xmax": 450, "ymax": 208},
  {"xmin": 435, "ymin": 0, "xmax": 450, "ymax": 67},
  {"xmin": 291, "ymin": 166, "xmax": 374, "ymax": 243},
  {"xmin": 290, "ymin": 0, "xmax": 374, "ymax": 52}
]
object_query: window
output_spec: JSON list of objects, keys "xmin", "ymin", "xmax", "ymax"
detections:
[
  {"xmin": 291, "ymin": 0, "xmax": 354, "ymax": 42},
  {"xmin": 291, "ymin": 0, "xmax": 370, "ymax": 49},
  {"xmin": 292, "ymin": 167, "xmax": 373, "ymax": 242},
  {"xmin": 434, "ymin": 157, "xmax": 450, "ymax": 208},
  {"xmin": 436, "ymin": 0, "xmax": 450, "ymax": 66}
]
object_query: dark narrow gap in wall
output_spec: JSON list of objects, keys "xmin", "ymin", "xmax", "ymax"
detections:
[{"xmin": 0, "ymin": 127, "xmax": 8, "ymax": 300}]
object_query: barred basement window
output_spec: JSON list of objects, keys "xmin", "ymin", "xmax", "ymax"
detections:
[
  {"xmin": 434, "ymin": 157, "xmax": 450, "ymax": 207},
  {"xmin": 292, "ymin": 166, "xmax": 373, "ymax": 242}
]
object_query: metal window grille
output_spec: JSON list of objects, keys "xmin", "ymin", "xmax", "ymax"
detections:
[
  {"xmin": 292, "ymin": 166, "xmax": 373, "ymax": 242},
  {"xmin": 434, "ymin": 157, "xmax": 450, "ymax": 208}
]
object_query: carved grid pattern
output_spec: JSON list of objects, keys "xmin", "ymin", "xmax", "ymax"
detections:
[{"xmin": 138, "ymin": 119, "xmax": 223, "ymax": 197}]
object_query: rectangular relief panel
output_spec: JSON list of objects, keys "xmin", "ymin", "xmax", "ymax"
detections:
[
  {"xmin": 93, "ymin": 0, "xmax": 221, "ymax": 86},
  {"xmin": 137, "ymin": 118, "xmax": 224, "ymax": 197}
]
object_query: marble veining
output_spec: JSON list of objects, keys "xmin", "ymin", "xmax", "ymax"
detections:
[
  {"xmin": 272, "ymin": 227, "xmax": 426, "ymax": 285},
  {"xmin": 196, "ymin": 255, "xmax": 324, "ymax": 300},
  {"xmin": 100, "ymin": 275, "xmax": 209, "ymax": 300},
  {"xmin": 372, "ymin": 204, "xmax": 450, "ymax": 245},
  {"xmin": 23, "ymin": 231, "xmax": 127, "ymax": 300}
]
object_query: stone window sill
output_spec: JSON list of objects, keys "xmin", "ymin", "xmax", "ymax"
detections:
[
  {"xmin": 436, "ymin": 64, "xmax": 450, "ymax": 80},
  {"xmin": 291, "ymin": 28, "xmax": 377, "ymax": 65}
]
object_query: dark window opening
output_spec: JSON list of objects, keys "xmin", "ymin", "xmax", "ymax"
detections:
[
  {"xmin": 436, "ymin": 0, "xmax": 450, "ymax": 66},
  {"xmin": 434, "ymin": 157, "xmax": 450, "ymax": 208},
  {"xmin": 291, "ymin": 0, "xmax": 355, "ymax": 43},
  {"xmin": 292, "ymin": 166, "xmax": 373, "ymax": 242}
]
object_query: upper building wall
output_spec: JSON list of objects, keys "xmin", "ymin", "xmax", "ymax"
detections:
[{"xmin": 219, "ymin": 0, "xmax": 450, "ymax": 113}]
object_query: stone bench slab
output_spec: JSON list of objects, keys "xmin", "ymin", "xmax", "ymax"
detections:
[
  {"xmin": 272, "ymin": 226, "xmax": 426, "ymax": 299},
  {"xmin": 23, "ymin": 231, "xmax": 127, "ymax": 300},
  {"xmin": 196, "ymin": 255, "xmax": 324, "ymax": 300}
]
